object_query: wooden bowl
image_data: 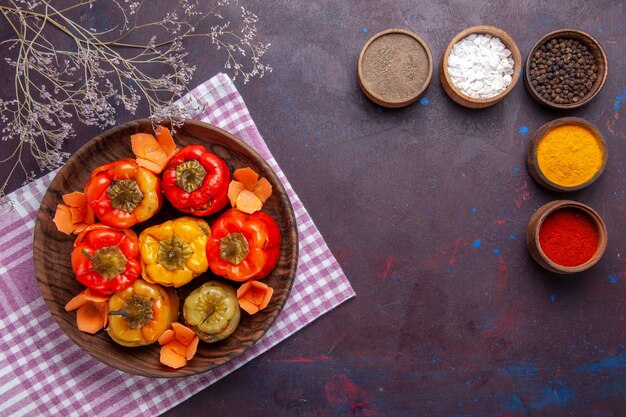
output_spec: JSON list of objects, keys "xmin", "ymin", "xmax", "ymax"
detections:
[
  {"xmin": 524, "ymin": 29, "xmax": 608, "ymax": 109},
  {"xmin": 33, "ymin": 119, "xmax": 298, "ymax": 377},
  {"xmin": 357, "ymin": 28, "xmax": 433, "ymax": 108},
  {"xmin": 440, "ymin": 25, "xmax": 522, "ymax": 108},
  {"xmin": 526, "ymin": 117, "xmax": 607, "ymax": 192},
  {"xmin": 526, "ymin": 200, "xmax": 607, "ymax": 274}
]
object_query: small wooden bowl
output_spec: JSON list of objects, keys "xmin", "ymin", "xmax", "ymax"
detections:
[
  {"xmin": 357, "ymin": 28, "xmax": 433, "ymax": 108},
  {"xmin": 526, "ymin": 200, "xmax": 607, "ymax": 274},
  {"xmin": 526, "ymin": 117, "xmax": 607, "ymax": 192},
  {"xmin": 440, "ymin": 25, "xmax": 522, "ymax": 108},
  {"xmin": 524, "ymin": 29, "xmax": 608, "ymax": 109}
]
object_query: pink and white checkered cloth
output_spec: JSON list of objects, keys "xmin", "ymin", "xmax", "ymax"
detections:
[{"xmin": 0, "ymin": 73, "xmax": 355, "ymax": 416}]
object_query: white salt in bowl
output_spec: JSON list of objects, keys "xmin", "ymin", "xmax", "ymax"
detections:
[{"xmin": 440, "ymin": 25, "xmax": 522, "ymax": 108}]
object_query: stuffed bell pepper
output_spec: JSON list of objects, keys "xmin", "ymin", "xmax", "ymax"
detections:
[
  {"xmin": 138, "ymin": 216, "xmax": 210, "ymax": 287},
  {"xmin": 107, "ymin": 279, "xmax": 179, "ymax": 347},
  {"xmin": 71, "ymin": 224, "xmax": 141, "ymax": 295},
  {"xmin": 85, "ymin": 158, "xmax": 162, "ymax": 229},
  {"xmin": 161, "ymin": 145, "xmax": 230, "ymax": 216},
  {"xmin": 206, "ymin": 209, "xmax": 281, "ymax": 282}
]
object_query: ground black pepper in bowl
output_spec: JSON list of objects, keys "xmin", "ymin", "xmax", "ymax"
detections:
[{"xmin": 524, "ymin": 30, "xmax": 607, "ymax": 109}]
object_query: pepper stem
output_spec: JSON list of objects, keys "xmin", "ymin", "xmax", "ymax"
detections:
[
  {"xmin": 157, "ymin": 236, "xmax": 193, "ymax": 271},
  {"xmin": 107, "ymin": 179, "xmax": 144, "ymax": 213},
  {"xmin": 83, "ymin": 246, "xmax": 128, "ymax": 280},
  {"xmin": 176, "ymin": 159, "xmax": 206, "ymax": 193},
  {"xmin": 220, "ymin": 232, "xmax": 249, "ymax": 265},
  {"xmin": 108, "ymin": 294, "xmax": 154, "ymax": 329}
]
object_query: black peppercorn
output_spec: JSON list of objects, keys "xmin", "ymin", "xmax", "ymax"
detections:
[{"xmin": 529, "ymin": 37, "xmax": 597, "ymax": 104}]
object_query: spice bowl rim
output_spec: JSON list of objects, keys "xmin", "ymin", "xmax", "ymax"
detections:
[
  {"xmin": 526, "ymin": 116, "xmax": 608, "ymax": 192},
  {"xmin": 523, "ymin": 29, "xmax": 608, "ymax": 110},
  {"xmin": 439, "ymin": 24, "xmax": 522, "ymax": 108},
  {"xmin": 526, "ymin": 200, "xmax": 608, "ymax": 274},
  {"xmin": 357, "ymin": 28, "xmax": 434, "ymax": 108}
]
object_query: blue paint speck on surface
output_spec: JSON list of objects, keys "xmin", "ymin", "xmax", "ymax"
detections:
[
  {"xmin": 550, "ymin": 294, "xmax": 556, "ymax": 303},
  {"xmin": 514, "ymin": 167, "xmax": 520, "ymax": 173},
  {"xmin": 576, "ymin": 353, "xmax": 626, "ymax": 374},
  {"xmin": 608, "ymin": 273, "xmax": 619, "ymax": 284},
  {"xmin": 362, "ymin": 28, "xmax": 369, "ymax": 33},
  {"xmin": 519, "ymin": 126, "xmax": 529, "ymax": 136},
  {"xmin": 506, "ymin": 394, "xmax": 526, "ymax": 412},
  {"xmin": 598, "ymin": 28, "xmax": 604, "ymax": 33},
  {"xmin": 465, "ymin": 380, "xmax": 471, "ymax": 385},
  {"xmin": 510, "ymin": 234, "xmax": 515, "ymax": 240},
  {"xmin": 473, "ymin": 239, "xmax": 481, "ymax": 248},
  {"xmin": 376, "ymin": 107, "xmax": 383, "ymax": 113},
  {"xmin": 471, "ymin": 208, "xmax": 477, "ymax": 213},
  {"xmin": 494, "ymin": 249, "xmax": 501, "ymax": 255},
  {"xmin": 530, "ymin": 381, "xmax": 575, "ymax": 409},
  {"xmin": 615, "ymin": 90, "xmax": 626, "ymax": 111},
  {"xmin": 432, "ymin": 358, "xmax": 439, "ymax": 363},
  {"xmin": 419, "ymin": 97, "xmax": 430, "ymax": 106},
  {"xmin": 314, "ymin": 131, "xmax": 321, "ymax": 136},
  {"xmin": 504, "ymin": 362, "xmax": 539, "ymax": 379}
]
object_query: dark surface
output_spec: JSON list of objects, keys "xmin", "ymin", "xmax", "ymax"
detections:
[{"xmin": 3, "ymin": 1, "xmax": 626, "ymax": 416}]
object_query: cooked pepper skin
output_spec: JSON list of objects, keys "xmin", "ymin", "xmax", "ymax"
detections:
[
  {"xmin": 161, "ymin": 145, "xmax": 230, "ymax": 216},
  {"xmin": 84, "ymin": 158, "xmax": 162, "ymax": 228},
  {"xmin": 71, "ymin": 224, "xmax": 141, "ymax": 295},
  {"xmin": 107, "ymin": 279, "xmax": 179, "ymax": 347},
  {"xmin": 183, "ymin": 281, "xmax": 240, "ymax": 343},
  {"xmin": 139, "ymin": 216, "xmax": 210, "ymax": 287},
  {"xmin": 206, "ymin": 209, "xmax": 281, "ymax": 282}
]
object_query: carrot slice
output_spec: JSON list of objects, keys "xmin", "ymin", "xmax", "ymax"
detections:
[
  {"xmin": 131, "ymin": 133, "xmax": 168, "ymax": 166},
  {"xmin": 69, "ymin": 206, "xmax": 86, "ymax": 223},
  {"xmin": 228, "ymin": 181, "xmax": 245, "ymax": 207},
  {"xmin": 171, "ymin": 322, "xmax": 196, "ymax": 345},
  {"xmin": 76, "ymin": 301, "xmax": 105, "ymax": 334},
  {"xmin": 238, "ymin": 298, "xmax": 260, "ymax": 315},
  {"xmin": 185, "ymin": 336, "xmax": 199, "ymax": 360},
  {"xmin": 155, "ymin": 125, "xmax": 177, "ymax": 156},
  {"xmin": 160, "ymin": 344, "xmax": 187, "ymax": 369},
  {"xmin": 65, "ymin": 290, "xmax": 87, "ymax": 312},
  {"xmin": 62, "ymin": 191, "xmax": 87, "ymax": 207},
  {"xmin": 253, "ymin": 177, "xmax": 273, "ymax": 203},
  {"xmin": 259, "ymin": 286, "xmax": 274, "ymax": 310},
  {"xmin": 136, "ymin": 157, "xmax": 164, "ymax": 174},
  {"xmin": 85, "ymin": 205, "xmax": 96, "ymax": 225},
  {"xmin": 235, "ymin": 190, "xmax": 263, "ymax": 214},
  {"xmin": 53, "ymin": 205, "xmax": 75, "ymax": 235},
  {"xmin": 233, "ymin": 167, "xmax": 259, "ymax": 191},
  {"xmin": 100, "ymin": 302, "xmax": 109, "ymax": 328},
  {"xmin": 85, "ymin": 288, "xmax": 109, "ymax": 303},
  {"xmin": 158, "ymin": 329, "xmax": 175, "ymax": 346},
  {"xmin": 168, "ymin": 339, "xmax": 188, "ymax": 356},
  {"xmin": 237, "ymin": 280, "xmax": 273, "ymax": 314}
]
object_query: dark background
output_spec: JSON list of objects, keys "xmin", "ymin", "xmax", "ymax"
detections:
[{"xmin": 2, "ymin": 1, "xmax": 625, "ymax": 416}]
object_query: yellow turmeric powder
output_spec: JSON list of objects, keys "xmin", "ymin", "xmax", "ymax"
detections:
[{"xmin": 536, "ymin": 124, "xmax": 604, "ymax": 187}]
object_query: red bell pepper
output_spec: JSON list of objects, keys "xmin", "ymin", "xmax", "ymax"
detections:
[
  {"xmin": 161, "ymin": 145, "xmax": 230, "ymax": 216},
  {"xmin": 206, "ymin": 209, "xmax": 281, "ymax": 282},
  {"xmin": 84, "ymin": 158, "xmax": 162, "ymax": 229},
  {"xmin": 71, "ymin": 224, "xmax": 142, "ymax": 295}
]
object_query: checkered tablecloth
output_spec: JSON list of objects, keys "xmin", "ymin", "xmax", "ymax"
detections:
[{"xmin": 0, "ymin": 73, "xmax": 355, "ymax": 416}]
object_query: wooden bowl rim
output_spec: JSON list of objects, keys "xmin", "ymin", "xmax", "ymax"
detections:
[
  {"xmin": 33, "ymin": 118, "xmax": 299, "ymax": 377},
  {"xmin": 523, "ymin": 29, "xmax": 608, "ymax": 110},
  {"xmin": 357, "ymin": 28, "xmax": 433, "ymax": 108},
  {"xmin": 527, "ymin": 117, "xmax": 608, "ymax": 192},
  {"xmin": 527, "ymin": 200, "xmax": 608, "ymax": 273},
  {"xmin": 440, "ymin": 25, "xmax": 522, "ymax": 105}
]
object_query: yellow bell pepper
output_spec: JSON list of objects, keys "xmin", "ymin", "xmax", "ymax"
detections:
[
  {"xmin": 107, "ymin": 279, "xmax": 179, "ymax": 347},
  {"xmin": 138, "ymin": 216, "xmax": 210, "ymax": 287}
]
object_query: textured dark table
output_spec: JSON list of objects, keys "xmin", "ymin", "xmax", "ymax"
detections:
[{"xmin": 4, "ymin": 1, "xmax": 626, "ymax": 416}]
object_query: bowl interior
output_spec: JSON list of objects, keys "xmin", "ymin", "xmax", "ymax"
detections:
[
  {"xmin": 441, "ymin": 25, "xmax": 522, "ymax": 104},
  {"xmin": 533, "ymin": 201, "xmax": 607, "ymax": 273},
  {"xmin": 524, "ymin": 29, "xmax": 608, "ymax": 109},
  {"xmin": 33, "ymin": 119, "xmax": 298, "ymax": 377},
  {"xmin": 528, "ymin": 117, "xmax": 608, "ymax": 192}
]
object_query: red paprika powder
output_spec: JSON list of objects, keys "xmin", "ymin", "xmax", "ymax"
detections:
[{"xmin": 539, "ymin": 207, "xmax": 599, "ymax": 267}]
